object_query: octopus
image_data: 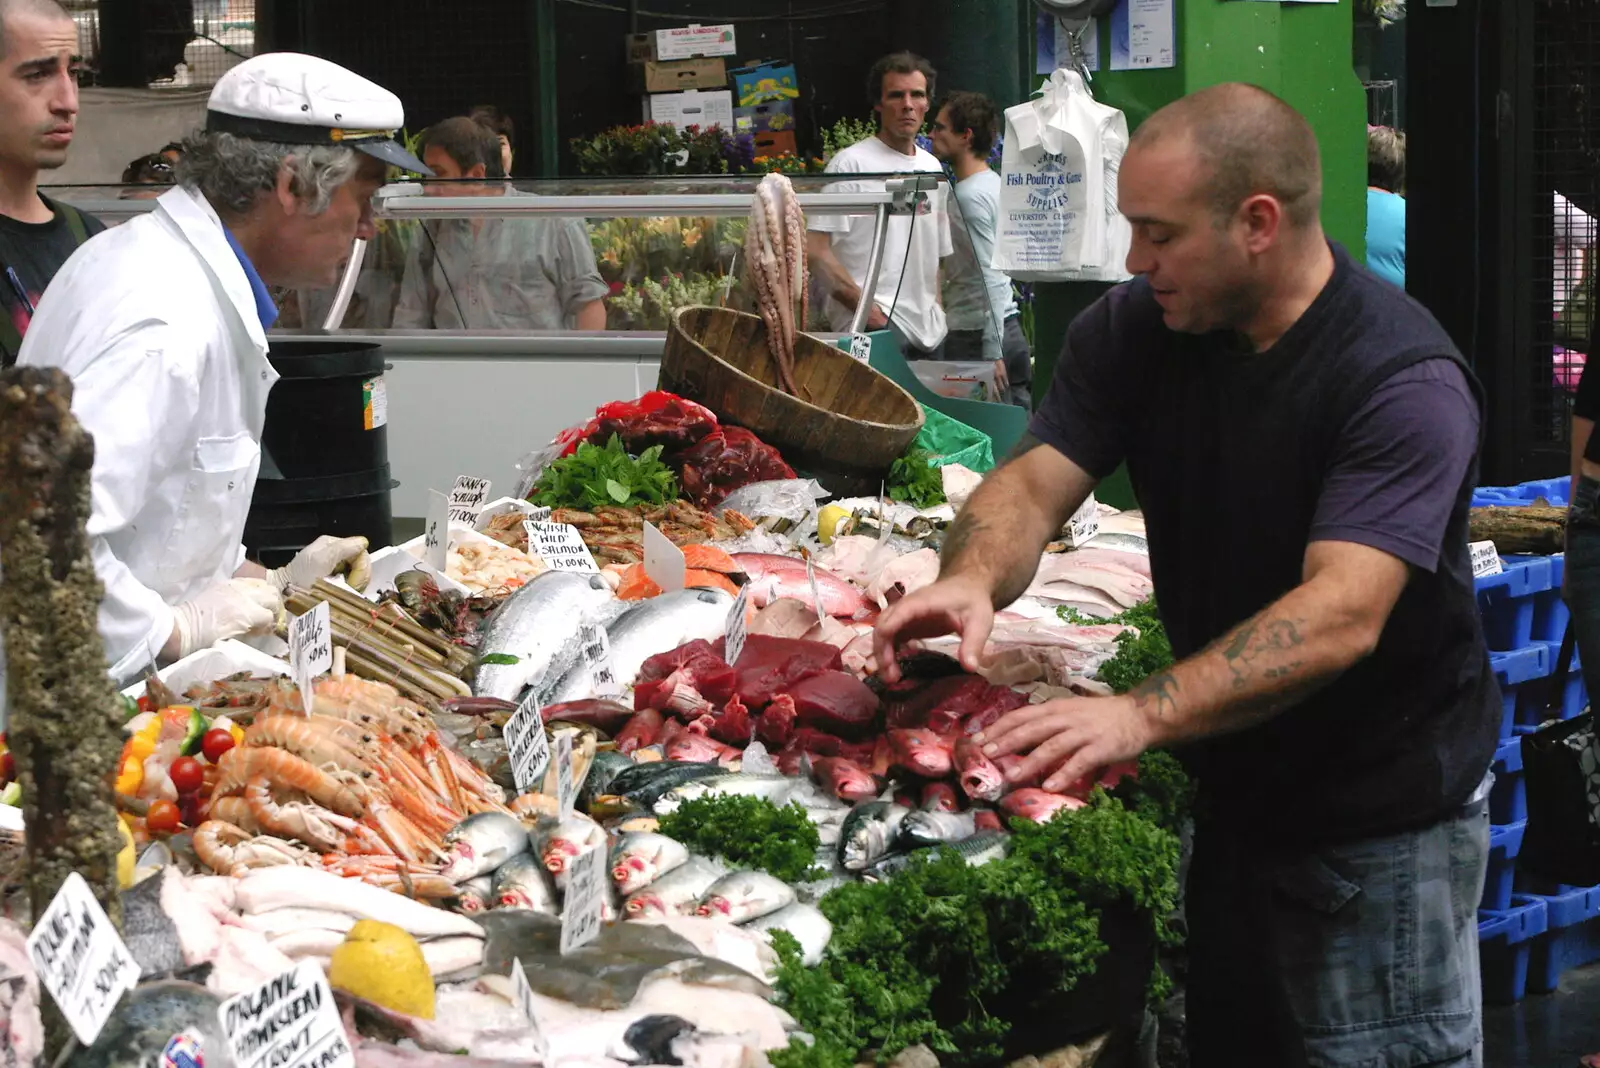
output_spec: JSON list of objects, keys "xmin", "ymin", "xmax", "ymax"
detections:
[{"xmin": 745, "ymin": 172, "xmax": 809, "ymax": 397}]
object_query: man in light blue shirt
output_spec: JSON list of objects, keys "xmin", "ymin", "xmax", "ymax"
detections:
[
  {"xmin": 932, "ymin": 90, "xmax": 1032, "ymax": 408},
  {"xmin": 1366, "ymin": 125, "xmax": 1406, "ymax": 288}
]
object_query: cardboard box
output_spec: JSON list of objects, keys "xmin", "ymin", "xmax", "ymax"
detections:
[
  {"xmin": 633, "ymin": 57, "xmax": 727, "ymax": 94},
  {"xmin": 732, "ymin": 61, "xmax": 800, "ymax": 107},
  {"xmin": 625, "ymin": 24, "xmax": 737, "ymax": 62},
  {"xmin": 734, "ymin": 101, "xmax": 795, "ymax": 135},
  {"xmin": 645, "ymin": 89, "xmax": 735, "ymax": 133},
  {"xmin": 752, "ymin": 130, "xmax": 798, "ymax": 160}
]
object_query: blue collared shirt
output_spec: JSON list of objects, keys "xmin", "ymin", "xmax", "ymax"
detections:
[{"xmin": 220, "ymin": 225, "xmax": 279, "ymax": 331}]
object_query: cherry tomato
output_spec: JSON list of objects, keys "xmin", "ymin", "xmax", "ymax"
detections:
[
  {"xmin": 200, "ymin": 728, "xmax": 235, "ymax": 764},
  {"xmin": 0, "ymin": 751, "xmax": 13, "ymax": 786},
  {"xmin": 179, "ymin": 794, "xmax": 205, "ymax": 827},
  {"xmin": 169, "ymin": 756, "xmax": 204, "ymax": 795},
  {"xmin": 136, "ymin": 696, "xmax": 154, "ymax": 714},
  {"xmin": 146, "ymin": 799, "xmax": 181, "ymax": 834}
]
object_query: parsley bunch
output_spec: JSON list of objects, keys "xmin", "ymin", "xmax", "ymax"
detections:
[
  {"xmin": 1059, "ymin": 598, "xmax": 1176, "ymax": 696},
  {"xmin": 529, "ymin": 434, "xmax": 678, "ymax": 511},
  {"xmin": 657, "ymin": 795, "xmax": 823, "ymax": 883},
  {"xmin": 886, "ymin": 449, "xmax": 946, "ymax": 509}
]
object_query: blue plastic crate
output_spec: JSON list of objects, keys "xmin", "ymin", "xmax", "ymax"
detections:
[
  {"xmin": 1483, "ymin": 821, "xmax": 1527, "ymax": 912},
  {"xmin": 1514, "ymin": 639, "xmax": 1588, "ymax": 728},
  {"xmin": 1525, "ymin": 884, "xmax": 1600, "ymax": 994},
  {"xmin": 1479, "ymin": 895, "xmax": 1548, "ymax": 1005},
  {"xmin": 1476, "ymin": 477, "xmax": 1571, "ymax": 507},
  {"xmin": 1532, "ymin": 555, "xmax": 1570, "ymax": 644},
  {"xmin": 1490, "ymin": 645, "xmax": 1552, "ymax": 739},
  {"xmin": 1477, "ymin": 557, "xmax": 1554, "ymax": 652},
  {"xmin": 1490, "ymin": 738, "xmax": 1525, "ymax": 825}
]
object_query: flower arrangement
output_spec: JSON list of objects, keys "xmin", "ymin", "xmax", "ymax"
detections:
[{"xmin": 570, "ymin": 122, "xmax": 758, "ymax": 176}]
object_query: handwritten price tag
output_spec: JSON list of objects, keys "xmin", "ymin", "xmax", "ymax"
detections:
[
  {"xmin": 218, "ymin": 960, "xmax": 353, "ymax": 1068},
  {"xmin": 1069, "ymin": 494, "xmax": 1100, "ymax": 548},
  {"xmin": 849, "ymin": 333, "xmax": 873, "ymax": 363},
  {"xmin": 26, "ymin": 872, "xmax": 141, "ymax": 1045},
  {"xmin": 560, "ymin": 844, "xmax": 607, "ymax": 955},
  {"xmin": 448, "ymin": 476, "xmax": 492, "ymax": 526},
  {"xmin": 525, "ymin": 506, "xmax": 553, "ymax": 523},
  {"xmin": 1470, "ymin": 541, "xmax": 1504, "ymax": 579},
  {"xmin": 578, "ymin": 623, "xmax": 620, "ymax": 697},
  {"xmin": 288, "ymin": 601, "xmax": 332, "ymax": 715},
  {"xmin": 555, "ymin": 732, "xmax": 576, "ymax": 822},
  {"xmin": 724, "ymin": 583, "xmax": 752, "ymax": 666},
  {"xmin": 424, "ymin": 489, "xmax": 450, "ymax": 572},
  {"xmin": 525, "ymin": 522, "xmax": 599, "ymax": 573},
  {"xmin": 506, "ymin": 693, "xmax": 551, "ymax": 794},
  {"xmin": 510, "ymin": 959, "xmax": 548, "ymax": 1062}
]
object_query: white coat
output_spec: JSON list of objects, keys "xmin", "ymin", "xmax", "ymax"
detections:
[{"xmin": 11, "ymin": 184, "xmax": 278, "ymax": 687}]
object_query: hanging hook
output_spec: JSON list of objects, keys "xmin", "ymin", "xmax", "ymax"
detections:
[{"xmin": 1058, "ymin": 16, "xmax": 1094, "ymax": 84}]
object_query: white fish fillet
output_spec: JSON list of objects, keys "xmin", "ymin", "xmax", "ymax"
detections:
[
  {"xmin": 272, "ymin": 927, "xmax": 346, "ymax": 958},
  {"xmin": 865, "ymin": 549, "xmax": 941, "ymax": 608},
  {"xmin": 1062, "ymin": 546, "xmax": 1152, "ymax": 579},
  {"xmin": 422, "ymin": 936, "xmax": 485, "ymax": 979},
  {"xmin": 234, "ymin": 866, "xmax": 485, "ymax": 940},
  {"xmin": 634, "ymin": 915, "xmax": 778, "ymax": 982},
  {"xmin": 206, "ymin": 925, "xmax": 298, "ymax": 997},
  {"xmin": 0, "ymin": 919, "xmax": 43, "ymax": 1067},
  {"xmin": 239, "ymin": 906, "xmax": 358, "ymax": 938}
]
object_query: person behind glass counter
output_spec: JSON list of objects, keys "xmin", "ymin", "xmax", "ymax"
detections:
[
  {"xmin": 1365, "ymin": 124, "xmax": 1405, "ymax": 288},
  {"xmin": 393, "ymin": 116, "xmax": 608, "ymax": 331},
  {"xmin": 469, "ymin": 104, "xmax": 515, "ymax": 177}
]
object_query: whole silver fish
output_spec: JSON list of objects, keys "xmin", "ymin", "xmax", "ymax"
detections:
[
  {"xmin": 862, "ymin": 831, "xmax": 1010, "ymax": 883},
  {"xmin": 442, "ymin": 812, "xmax": 530, "ymax": 883},
  {"xmin": 546, "ymin": 586, "xmax": 735, "ymax": 704},
  {"xmin": 456, "ymin": 874, "xmax": 495, "ymax": 913},
  {"xmin": 624, "ymin": 856, "xmax": 724, "ymax": 919},
  {"xmin": 473, "ymin": 570, "xmax": 617, "ymax": 703},
  {"xmin": 696, "ymin": 870, "xmax": 796, "ymax": 923},
  {"xmin": 610, "ymin": 831, "xmax": 691, "ymax": 894},
  {"xmin": 741, "ymin": 902, "xmax": 833, "ymax": 966},
  {"xmin": 900, "ymin": 809, "xmax": 980, "ymax": 848},
  {"xmin": 839, "ymin": 801, "xmax": 910, "ymax": 872},
  {"xmin": 537, "ymin": 812, "xmax": 606, "ymax": 876},
  {"xmin": 655, "ymin": 773, "xmax": 798, "ymax": 815},
  {"xmin": 493, "ymin": 853, "xmax": 560, "ymax": 915}
]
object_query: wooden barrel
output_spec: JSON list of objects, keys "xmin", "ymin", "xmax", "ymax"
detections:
[{"xmin": 659, "ymin": 306, "xmax": 925, "ymax": 495}]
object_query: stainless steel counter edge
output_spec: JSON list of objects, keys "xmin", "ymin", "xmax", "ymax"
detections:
[{"xmin": 267, "ymin": 330, "xmax": 848, "ymax": 356}]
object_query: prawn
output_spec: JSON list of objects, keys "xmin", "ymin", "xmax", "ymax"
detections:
[
  {"xmin": 362, "ymin": 794, "xmax": 447, "ymax": 865},
  {"xmin": 244, "ymin": 774, "xmax": 391, "ymax": 854},
  {"xmin": 209, "ymin": 795, "xmax": 259, "ymax": 833},
  {"xmin": 192, "ymin": 820, "xmax": 312, "ymax": 877},
  {"xmin": 245, "ymin": 716, "xmax": 373, "ymax": 776},
  {"xmin": 215, "ymin": 746, "xmax": 365, "ymax": 817}
]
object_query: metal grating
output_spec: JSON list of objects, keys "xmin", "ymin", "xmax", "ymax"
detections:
[
  {"xmin": 1364, "ymin": 79, "xmax": 1399, "ymax": 129},
  {"xmin": 1531, "ymin": 0, "xmax": 1600, "ymax": 459},
  {"xmin": 67, "ymin": 0, "xmax": 254, "ymax": 88}
]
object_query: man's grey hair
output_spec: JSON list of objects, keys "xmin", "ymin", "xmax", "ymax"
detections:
[
  {"xmin": 0, "ymin": 0, "xmax": 72, "ymax": 60},
  {"xmin": 175, "ymin": 130, "xmax": 360, "ymax": 219}
]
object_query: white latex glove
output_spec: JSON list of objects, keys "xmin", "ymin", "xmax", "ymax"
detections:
[
  {"xmin": 169, "ymin": 579, "xmax": 283, "ymax": 660},
  {"xmin": 269, "ymin": 535, "xmax": 372, "ymax": 593}
]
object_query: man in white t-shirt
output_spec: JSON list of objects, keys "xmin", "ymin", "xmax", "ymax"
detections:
[
  {"xmin": 807, "ymin": 51, "xmax": 953, "ymax": 360},
  {"xmin": 932, "ymin": 90, "xmax": 1031, "ymax": 408}
]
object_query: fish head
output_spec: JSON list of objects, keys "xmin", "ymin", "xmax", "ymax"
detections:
[
  {"xmin": 440, "ymin": 842, "xmax": 479, "ymax": 882},
  {"xmin": 625, "ymin": 894, "xmax": 666, "ymax": 919},
  {"xmin": 498, "ymin": 889, "xmax": 538, "ymax": 909},
  {"xmin": 542, "ymin": 843, "xmax": 576, "ymax": 873},
  {"xmin": 695, "ymin": 896, "xmax": 731, "ymax": 918}
]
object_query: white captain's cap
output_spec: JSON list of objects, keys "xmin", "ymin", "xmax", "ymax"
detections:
[{"xmin": 205, "ymin": 52, "xmax": 432, "ymax": 175}]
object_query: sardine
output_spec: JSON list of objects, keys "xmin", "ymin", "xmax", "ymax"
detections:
[
  {"xmin": 606, "ymin": 759, "xmax": 724, "ymax": 809},
  {"xmin": 473, "ymin": 570, "xmax": 617, "ymax": 703},
  {"xmin": 696, "ymin": 870, "xmax": 796, "ymax": 923},
  {"xmin": 610, "ymin": 831, "xmax": 691, "ymax": 894},
  {"xmin": 493, "ymin": 853, "xmax": 560, "ymax": 915},
  {"xmin": 580, "ymin": 749, "xmax": 636, "ymax": 808},
  {"xmin": 623, "ymin": 856, "xmax": 724, "ymax": 919},
  {"xmin": 456, "ymin": 874, "xmax": 495, "ymax": 914},
  {"xmin": 901, "ymin": 809, "xmax": 979, "ymax": 848},
  {"xmin": 654, "ymin": 773, "xmax": 798, "ymax": 815},
  {"xmin": 838, "ymin": 800, "xmax": 910, "ymax": 871},
  {"xmin": 441, "ymin": 812, "xmax": 530, "ymax": 883},
  {"xmin": 547, "ymin": 586, "xmax": 735, "ymax": 703},
  {"xmin": 537, "ymin": 813, "xmax": 606, "ymax": 875},
  {"xmin": 740, "ymin": 902, "xmax": 832, "ymax": 966}
]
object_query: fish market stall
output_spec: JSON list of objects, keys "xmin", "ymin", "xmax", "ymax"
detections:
[{"xmin": 0, "ymin": 179, "xmax": 1186, "ymax": 1068}]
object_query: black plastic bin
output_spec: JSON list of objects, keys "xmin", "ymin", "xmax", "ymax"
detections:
[{"xmin": 244, "ymin": 339, "xmax": 396, "ymax": 567}]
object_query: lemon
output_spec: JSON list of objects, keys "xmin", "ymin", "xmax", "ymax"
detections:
[
  {"xmin": 328, "ymin": 919, "xmax": 436, "ymax": 1019},
  {"xmin": 817, "ymin": 504, "xmax": 849, "ymax": 546},
  {"xmin": 116, "ymin": 816, "xmax": 135, "ymax": 889}
]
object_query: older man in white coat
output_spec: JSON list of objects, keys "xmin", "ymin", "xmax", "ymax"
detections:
[{"xmin": 8, "ymin": 53, "xmax": 428, "ymax": 702}]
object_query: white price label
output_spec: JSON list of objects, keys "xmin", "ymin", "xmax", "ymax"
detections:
[
  {"xmin": 1470, "ymin": 541, "xmax": 1504, "ymax": 579},
  {"xmin": 849, "ymin": 333, "xmax": 873, "ymax": 363},
  {"xmin": 218, "ymin": 960, "xmax": 354, "ymax": 1068},
  {"xmin": 806, "ymin": 556, "xmax": 826, "ymax": 624},
  {"xmin": 288, "ymin": 601, "xmax": 332, "ymax": 715},
  {"xmin": 643, "ymin": 521, "xmax": 686, "ymax": 594},
  {"xmin": 26, "ymin": 872, "xmax": 141, "ymax": 1045},
  {"xmin": 555, "ymin": 732, "xmax": 576, "ymax": 822},
  {"xmin": 525, "ymin": 522, "xmax": 600, "ymax": 573},
  {"xmin": 1069, "ymin": 494, "xmax": 1100, "ymax": 548},
  {"xmin": 724, "ymin": 583, "xmax": 752, "ymax": 666},
  {"xmin": 448, "ymin": 476, "xmax": 493, "ymax": 526},
  {"xmin": 424, "ymin": 489, "xmax": 450, "ymax": 573},
  {"xmin": 560, "ymin": 844, "xmax": 607, "ymax": 955},
  {"xmin": 510, "ymin": 959, "xmax": 548, "ymax": 1061},
  {"xmin": 525, "ymin": 505, "xmax": 553, "ymax": 523},
  {"xmin": 506, "ymin": 692, "xmax": 551, "ymax": 794},
  {"xmin": 578, "ymin": 623, "xmax": 620, "ymax": 697}
]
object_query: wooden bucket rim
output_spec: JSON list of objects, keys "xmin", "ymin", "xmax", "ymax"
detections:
[{"xmin": 669, "ymin": 305, "xmax": 925, "ymax": 434}]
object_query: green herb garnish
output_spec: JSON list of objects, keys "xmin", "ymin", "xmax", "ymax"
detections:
[
  {"xmin": 530, "ymin": 434, "xmax": 678, "ymax": 511},
  {"xmin": 477, "ymin": 653, "xmax": 521, "ymax": 666},
  {"xmin": 657, "ymin": 794, "xmax": 822, "ymax": 883},
  {"xmin": 886, "ymin": 448, "xmax": 945, "ymax": 510}
]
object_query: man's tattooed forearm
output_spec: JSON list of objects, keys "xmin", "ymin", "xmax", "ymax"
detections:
[
  {"xmin": 1131, "ymin": 670, "xmax": 1180, "ymax": 721},
  {"xmin": 1219, "ymin": 616, "xmax": 1306, "ymax": 691}
]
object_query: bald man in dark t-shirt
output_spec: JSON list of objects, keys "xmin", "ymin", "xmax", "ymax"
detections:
[{"xmin": 875, "ymin": 84, "xmax": 1496, "ymax": 1067}]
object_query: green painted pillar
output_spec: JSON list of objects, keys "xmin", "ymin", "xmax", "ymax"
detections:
[
  {"xmin": 896, "ymin": 0, "xmax": 1023, "ymax": 111},
  {"xmin": 1028, "ymin": 0, "xmax": 1364, "ymax": 508}
]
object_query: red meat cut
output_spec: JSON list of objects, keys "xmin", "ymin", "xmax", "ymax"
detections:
[{"xmin": 785, "ymin": 671, "xmax": 880, "ymax": 738}]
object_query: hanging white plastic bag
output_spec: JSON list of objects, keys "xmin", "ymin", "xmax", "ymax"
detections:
[{"xmin": 995, "ymin": 68, "xmax": 1132, "ymax": 283}]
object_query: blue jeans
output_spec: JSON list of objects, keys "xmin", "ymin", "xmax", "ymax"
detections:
[
  {"xmin": 1185, "ymin": 798, "xmax": 1489, "ymax": 1067},
  {"xmin": 1564, "ymin": 475, "xmax": 1600, "ymax": 706}
]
